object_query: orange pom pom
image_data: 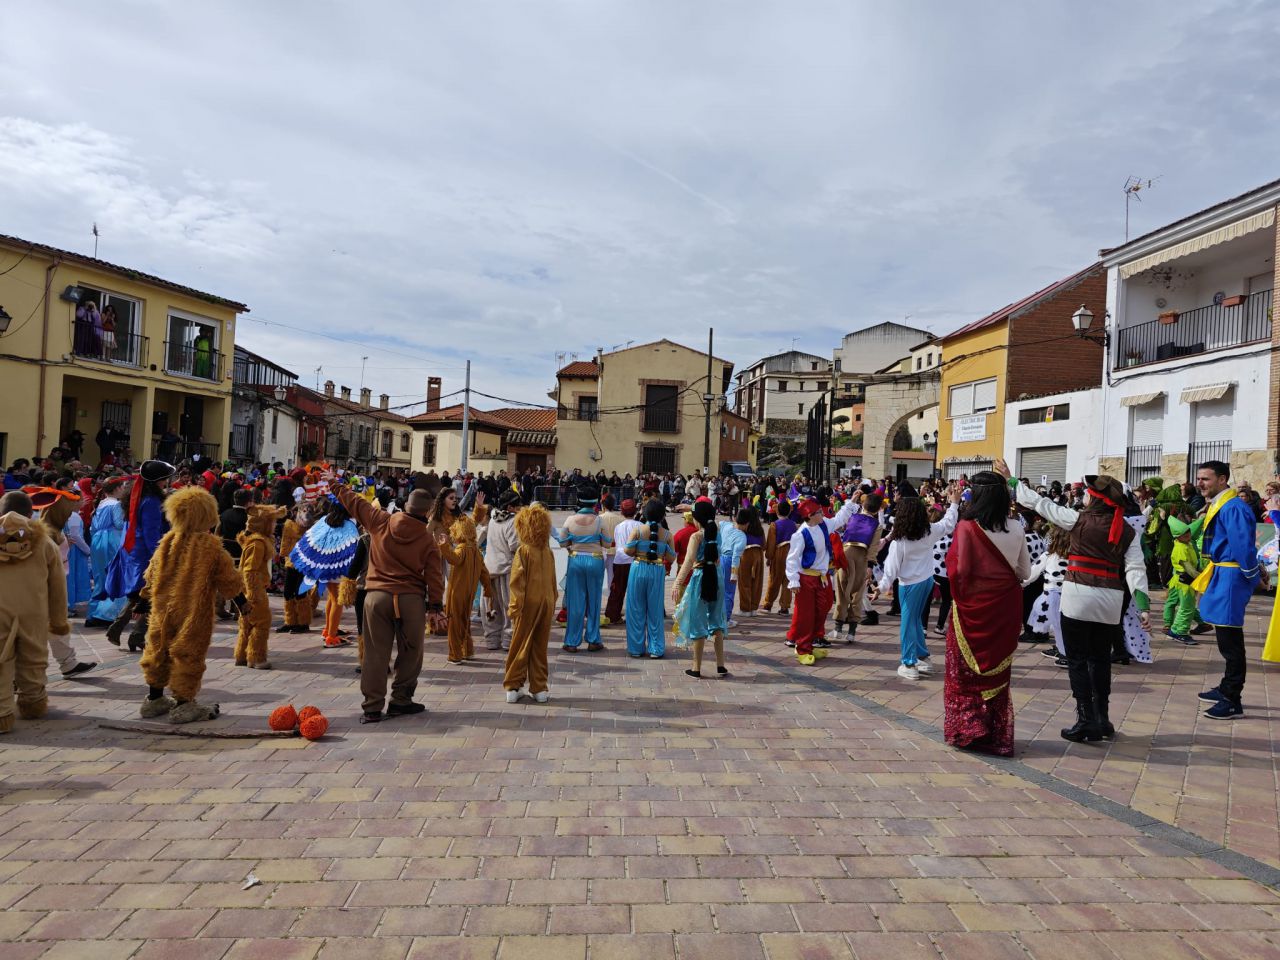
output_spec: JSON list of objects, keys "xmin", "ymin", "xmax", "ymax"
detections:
[
  {"xmin": 299, "ymin": 713, "xmax": 328, "ymax": 740},
  {"xmin": 298, "ymin": 705, "xmax": 322, "ymax": 723},
  {"xmin": 268, "ymin": 704, "xmax": 299, "ymax": 731}
]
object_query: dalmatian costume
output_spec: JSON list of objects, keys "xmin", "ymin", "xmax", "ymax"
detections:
[{"xmin": 1120, "ymin": 514, "xmax": 1154, "ymax": 664}]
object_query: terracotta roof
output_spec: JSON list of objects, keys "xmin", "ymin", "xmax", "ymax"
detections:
[
  {"xmin": 937, "ymin": 263, "xmax": 1101, "ymax": 344},
  {"xmin": 489, "ymin": 407, "xmax": 557, "ymax": 431},
  {"xmin": 0, "ymin": 232, "xmax": 249, "ymax": 312},
  {"xmin": 406, "ymin": 404, "xmax": 515, "ymax": 430},
  {"xmin": 322, "ymin": 394, "xmax": 406, "ymax": 421},
  {"xmin": 557, "ymin": 361, "xmax": 601, "ymax": 378}
]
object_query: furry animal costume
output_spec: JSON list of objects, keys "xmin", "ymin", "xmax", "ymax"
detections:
[
  {"xmin": 235, "ymin": 505, "xmax": 286, "ymax": 668},
  {"xmin": 439, "ymin": 515, "xmax": 493, "ymax": 662},
  {"xmin": 279, "ymin": 515, "xmax": 305, "ymax": 628},
  {"xmin": 138, "ymin": 487, "xmax": 245, "ymax": 723},
  {"xmin": 504, "ymin": 504, "xmax": 556, "ymax": 697},
  {"xmin": 0, "ymin": 512, "xmax": 69, "ymax": 731}
]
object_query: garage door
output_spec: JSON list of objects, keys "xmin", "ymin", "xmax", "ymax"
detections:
[{"xmin": 1017, "ymin": 446, "xmax": 1068, "ymax": 485}]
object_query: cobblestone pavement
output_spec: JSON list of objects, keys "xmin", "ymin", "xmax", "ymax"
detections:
[{"xmin": 2, "ymin": 586, "xmax": 1280, "ymax": 959}]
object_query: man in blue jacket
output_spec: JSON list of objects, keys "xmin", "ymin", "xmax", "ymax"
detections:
[{"xmin": 1195, "ymin": 460, "xmax": 1264, "ymax": 719}]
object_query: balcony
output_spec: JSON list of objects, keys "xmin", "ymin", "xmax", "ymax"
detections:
[
  {"xmin": 165, "ymin": 341, "xmax": 224, "ymax": 382},
  {"xmin": 1116, "ymin": 289, "xmax": 1271, "ymax": 369},
  {"xmin": 153, "ymin": 439, "xmax": 220, "ymax": 462},
  {"xmin": 72, "ymin": 327, "xmax": 148, "ymax": 367}
]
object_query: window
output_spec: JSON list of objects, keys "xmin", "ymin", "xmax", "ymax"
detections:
[
  {"xmin": 915, "ymin": 357, "xmax": 922, "ymax": 371},
  {"xmin": 641, "ymin": 445, "xmax": 676, "ymax": 474},
  {"xmin": 854, "ymin": 413, "xmax": 862, "ymax": 422},
  {"xmin": 1017, "ymin": 404, "xmax": 1071, "ymax": 425},
  {"xmin": 381, "ymin": 429, "xmax": 393, "ymax": 458},
  {"xmin": 72, "ymin": 287, "xmax": 143, "ymax": 366},
  {"xmin": 817, "ymin": 380, "xmax": 828, "ymax": 392},
  {"xmin": 777, "ymin": 380, "xmax": 788, "ymax": 392},
  {"xmin": 400, "ymin": 431, "xmax": 410, "ymax": 452},
  {"xmin": 165, "ymin": 312, "xmax": 220, "ymax": 381},
  {"xmin": 811, "ymin": 362, "xmax": 818, "ymax": 371},
  {"xmin": 421, "ymin": 435, "xmax": 436, "ymax": 466},
  {"xmin": 949, "ymin": 377, "xmax": 997, "ymax": 417},
  {"xmin": 798, "ymin": 404, "xmax": 804, "ymax": 415},
  {"xmin": 271, "ymin": 411, "xmax": 279, "ymax": 443},
  {"xmin": 643, "ymin": 385, "xmax": 678, "ymax": 432},
  {"xmin": 577, "ymin": 396, "xmax": 599, "ymax": 421}
]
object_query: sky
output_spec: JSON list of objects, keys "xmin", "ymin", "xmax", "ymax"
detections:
[{"xmin": 2, "ymin": 1, "xmax": 1279, "ymax": 413}]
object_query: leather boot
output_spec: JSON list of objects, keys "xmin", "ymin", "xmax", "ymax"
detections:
[
  {"xmin": 1060, "ymin": 700, "xmax": 1103, "ymax": 742},
  {"xmin": 845, "ymin": 622, "xmax": 858, "ymax": 644},
  {"xmin": 1096, "ymin": 697, "xmax": 1115, "ymax": 740}
]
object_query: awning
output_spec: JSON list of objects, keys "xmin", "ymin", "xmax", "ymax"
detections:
[
  {"xmin": 1119, "ymin": 208, "xmax": 1276, "ymax": 279},
  {"xmin": 1120, "ymin": 391, "xmax": 1164, "ymax": 407},
  {"xmin": 1180, "ymin": 382, "xmax": 1234, "ymax": 404}
]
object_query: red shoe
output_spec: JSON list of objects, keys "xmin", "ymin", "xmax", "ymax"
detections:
[{"xmin": 323, "ymin": 635, "xmax": 349, "ymax": 648}]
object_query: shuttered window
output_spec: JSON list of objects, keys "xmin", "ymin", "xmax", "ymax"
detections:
[
  {"xmin": 1129, "ymin": 398, "xmax": 1164, "ymax": 446},
  {"xmin": 1017, "ymin": 446, "xmax": 1068, "ymax": 484}
]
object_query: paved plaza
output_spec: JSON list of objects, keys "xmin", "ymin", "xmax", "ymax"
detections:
[{"xmin": 3, "ymin": 585, "xmax": 1280, "ymax": 959}]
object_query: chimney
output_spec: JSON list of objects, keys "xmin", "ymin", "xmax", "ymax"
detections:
[
  {"xmin": 360, "ymin": 387, "xmax": 372, "ymax": 408},
  {"xmin": 427, "ymin": 376, "xmax": 442, "ymax": 412},
  {"xmin": 323, "ymin": 379, "xmax": 335, "ymax": 399},
  {"xmin": 340, "ymin": 385, "xmax": 351, "ymax": 402},
  {"xmin": 379, "ymin": 393, "xmax": 390, "ymax": 410}
]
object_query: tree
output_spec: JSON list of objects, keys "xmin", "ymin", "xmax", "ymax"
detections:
[{"xmin": 892, "ymin": 425, "xmax": 913, "ymax": 451}]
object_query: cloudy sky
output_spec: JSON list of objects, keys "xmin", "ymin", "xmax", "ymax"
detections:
[{"xmin": 2, "ymin": 1, "xmax": 1278, "ymax": 411}]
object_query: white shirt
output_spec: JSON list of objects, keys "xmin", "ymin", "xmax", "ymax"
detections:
[
  {"xmin": 877, "ymin": 504, "xmax": 959, "ymax": 591},
  {"xmin": 785, "ymin": 498, "xmax": 859, "ymax": 589},
  {"xmin": 612, "ymin": 519, "xmax": 643, "ymax": 565}
]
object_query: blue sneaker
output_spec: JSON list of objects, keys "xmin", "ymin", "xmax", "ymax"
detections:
[
  {"xmin": 1203, "ymin": 699, "xmax": 1244, "ymax": 720},
  {"xmin": 1170, "ymin": 633, "xmax": 1198, "ymax": 646},
  {"xmin": 1197, "ymin": 688, "xmax": 1225, "ymax": 704}
]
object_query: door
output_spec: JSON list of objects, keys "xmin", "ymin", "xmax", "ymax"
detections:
[
  {"xmin": 515, "ymin": 453, "xmax": 545, "ymax": 474},
  {"xmin": 60, "ymin": 397, "xmax": 76, "ymax": 447},
  {"xmin": 1017, "ymin": 446, "xmax": 1068, "ymax": 485},
  {"xmin": 181, "ymin": 396, "xmax": 205, "ymax": 441}
]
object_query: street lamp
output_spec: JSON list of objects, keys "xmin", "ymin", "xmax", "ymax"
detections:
[
  {"xmin": 273, "ymin": 384, "xmax": 287, "ymax": 402},
  {"xmin": 0, "ymin": 305, "xmax": 11, "ymax": 334},
  {"xmin": 1071, "ymin": 304, "xmax": 1110, "ymax": 348},
  {"xmin": 923, "ymin": 429, "xmax": 939, "ymax": 479}
]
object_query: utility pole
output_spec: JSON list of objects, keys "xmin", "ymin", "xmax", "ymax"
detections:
[
  {"xmin": 702, "ymin": 328, "xmax": 714, "ymax": 474},
  {"xmin": 460, "ymin": 359, "xmax": 471, "ymax": 472},
  {"xmin": 359, "ymin": 356, "xmax": 368, "ymax": 390}
]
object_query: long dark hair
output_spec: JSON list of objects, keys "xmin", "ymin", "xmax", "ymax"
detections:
[
  {"xmin": 736, "ymin": 506, "xmax": 764, "ymax": 539},
  {"xmin": 692, "ymin": 499, "xmax": 719, "ymax": 602},
  {"xmin": 963, "ymin": 472, "xmax": 1010, "ymax": 532},
  {"xmin": 643, "ymin": 498, "xmax": 666, "ymax": 562},
  {"xmin": 892, "ymin": 496, "xmax": 929, "ymax": 541},
  {"xmin": 325, "ymin": 501, "xmax": 351, "ymax": 528}
]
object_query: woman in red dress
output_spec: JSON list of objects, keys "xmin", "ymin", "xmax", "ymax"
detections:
[{"xmin": 943, "ymin": 472, "xmax": 1031, "ymax": 756}]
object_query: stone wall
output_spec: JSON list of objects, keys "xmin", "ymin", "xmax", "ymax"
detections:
[
  {"xmin": 863, "ymin": 373, "xmax": 939, "ymax": 480},
  {"xmin": 1160, "ymin": 454, "xmax": 1188, "ymax": 486},
  {"xmin": 1098, "ymin": 455, "xmax": 1126, "ymax": 479},
  {"xmin": 763, "ymin": 418, "xmax": 807, "ymax": 440},
  {"xmin": 1230, "ymin": 448, "xmax": 1277, "ymax": 490}
]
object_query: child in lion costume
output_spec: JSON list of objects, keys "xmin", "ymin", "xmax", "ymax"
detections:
[
  {"xmin": 438, "ymin": 514, "xmax": 493, "ymax": 663},
  {"xmin": 138, "ymin": 486, "xmax": 247, "ymax": 724},
  {"xmin": 503, "ymin": 503, "xmax": 556, "ymax": 703},
  {"xmin": 235, "ymin": 504, "xmax": 286, "ymax": 669}
]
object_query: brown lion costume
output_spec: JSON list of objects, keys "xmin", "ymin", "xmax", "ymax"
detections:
[
  {"xmin": 0, "ymin": 511, "xmax": 70, "ymax": 731},
  {"xmin": 438, "ymin": 514, "xmax": 493, "ymax": 663},
  {"xmin": 138, "ymin": 486, "xmax": 245, "ymax": 723},
  {"xmin": 503, "ymin": 503, "xmax": 556, "ymax": 699},
  {"xmin": 235, "ymin": 504, "xmax": 286, "ymax": 669}
]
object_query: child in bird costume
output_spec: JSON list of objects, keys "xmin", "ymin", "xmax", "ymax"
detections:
[
  {"xmin": 290, "ymin": 497, "xmax": 359, "ymax": 647},
  {"xmin": 235, "ymin": 504, "xmax": 287, "ymax": 669},
  {"xmin": 504, "ymin": 503, "xmax": 556, "ymax": 702},
  {"xmin": 438, "ymin": 514, "xmax": 494, "ymax": 663},
  {"xmin": 138, "ymin": 486, "xmax": 247, "ymax": 724}
]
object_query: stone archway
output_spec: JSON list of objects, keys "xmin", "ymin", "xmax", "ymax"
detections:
[{"xmin": 862, "ymin": 371, "xmax": 940, "ymax": 480}]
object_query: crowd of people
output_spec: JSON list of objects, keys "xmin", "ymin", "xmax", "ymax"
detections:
[{"xmin": 1, "ymin": 448, "xmax": 1277, "ymax": 754}]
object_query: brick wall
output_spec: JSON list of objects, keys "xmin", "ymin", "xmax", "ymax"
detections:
[{"xmin": 1005, "ymin": 265, "xmax": 1108, "ymax": 401}]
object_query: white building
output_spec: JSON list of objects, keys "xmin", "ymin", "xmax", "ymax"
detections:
[
  {"xmin": 1097, "ymin": 178, "xmax": 1280, "ymax": 489},
  {"xmin": 733, "ymin": 350, "xmax": 834, "ymax": 439},
  {"xmin": 1003, "ymin": 388, "xmax": 1100, "ymax": 485},
  {"xmin": 230, "ymin": 346, "xmax": 299, "ymax": 467},
  {"xmin": 833, "ymin": 321, "xmax": 934, "ymax": 381}
]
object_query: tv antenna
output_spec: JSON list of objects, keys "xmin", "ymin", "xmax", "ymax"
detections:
[
  {"xmin": 314, "ymin": 365, "xmax": 323, "ymax": 390},
  {"xmin": 1124, "ymin": 176, "xmax": 1160, "ymax": 240},
  {"xmin": 92, "ymin": 222, "xmax": 100, "ymax": 258}
]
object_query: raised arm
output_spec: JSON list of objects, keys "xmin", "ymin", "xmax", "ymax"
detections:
[
  {"xmin": 335, "ymin": 483, "xmax": 387, "ymax": 536},
  {"xmin": 929, "ymin": 502, "xmax": 960, "ymax": 539}
]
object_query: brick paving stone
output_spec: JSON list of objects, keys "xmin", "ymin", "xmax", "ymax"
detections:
[
  {"xmin": 844, "ymin": 932, "xmax": 941, "ymax": 960},
  {"xmin": 316, "ymin": 938, "xmax": 413, "ymax": 960},
  {"xmin": 674, "ymin": 933, "xmax": 767, "ymax": 960},
  {"xmin": 39, "ymin": 941, "xmax": 144, "ymax": 960},
  {"xmin": 464, "ymin": 906, "xmax": 549, "ymax": 936},
  {"xmin": 113, "ymin": 907, "xmax": 217, "ymax": 939},
  {"xmin": 931, "ymin": 932, "xmax": 1034, "ymax": 960},
  {"xmin": 713, "ymin": 902, "xmax": 799, "ymax": 933},
  {"xmin": 546, "ymin": 904, "xmax": 630, "ymax": 934},
  {"xmin": 405, "ymin": 935, "xmax": 500, "ymax": 959},
  {"xmin": 583, "ymin": 934, "xmax": 677, "ymax": 960},
  {"xmin": 631, "ymin": 903, "xmax": 716, "ymax": 933},
  {"xmin": 760, "ymin": 932, "xmax": 856, "ymax": 959}
]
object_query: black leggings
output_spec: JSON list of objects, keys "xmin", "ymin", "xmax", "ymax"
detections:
[
  {"xmin": 1216, "ymin": 625, "xmax": 1246, "ymax": 705},
  {"xmin": 1060, "ymin": 613, "xmax": 1120, "ymax": 706},
  {"xmin": 934, "ymin": 576, "xmax": 952, "ymax": 630},
  {"xmin": 283, "ymin": 567, "xmax": 304, "ymax": 601}
]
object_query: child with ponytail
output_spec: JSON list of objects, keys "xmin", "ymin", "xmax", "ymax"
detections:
[
  {"xmin": 623, "ymin": 499, "xmax": 674, "ymax": 658},
  {"xmin": 672, "ymin": 498, "xmax": 729, "ymax": 678}
]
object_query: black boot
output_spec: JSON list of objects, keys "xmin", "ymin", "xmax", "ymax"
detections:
[
  {"xmin": 1096, "ymin": 697, "xmax": 1115, "ymax": 740},
  {"xmin": 1060, "ymin": 700, "xmax": 1103, "ymax": 742},
  {"xmin": 105, "ymin": 600, "xmax": 135, "ymax": 647},
  {"xmin": 845, "ymin": 622, "xmax": 857, "ymax": 644}
]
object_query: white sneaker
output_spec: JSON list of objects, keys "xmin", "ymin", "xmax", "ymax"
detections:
[
  {"xmin": 915, "ymin": 659, "xmax": 933, "ymax": 675},
  {"xmin": 727, "ymin": 619, "xmax": 739, "ymax": 628},
  {"xmin": 897, "ymin": 664, "xmax": 920, "ymax": 681},
  {"xmin": 534, "ymin": 691, "xmax": 550, "ymax": 703},
  {"xmin": 505, "ymin": 689, "xmax": 520, "ymax": 703}
]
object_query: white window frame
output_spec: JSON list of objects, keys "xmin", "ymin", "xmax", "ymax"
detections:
[{"xmin": 948, "ymin": 377, "xmax": 997, "ymax": 418}]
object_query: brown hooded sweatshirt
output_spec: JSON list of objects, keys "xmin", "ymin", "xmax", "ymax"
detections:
[{"xmin": 335, "ymin": 484, "xmax": 445, "ymax": 607}]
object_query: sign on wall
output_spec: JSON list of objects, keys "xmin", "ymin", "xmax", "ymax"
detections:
[{"xmin": 951, "ymin": 414, "xmax": 987, "ymax": 443}]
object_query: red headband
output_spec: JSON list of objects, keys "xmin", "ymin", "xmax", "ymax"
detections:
[{"xmin": 1087, "ymin": 489, "xmax": 1126, "ymax": 545}]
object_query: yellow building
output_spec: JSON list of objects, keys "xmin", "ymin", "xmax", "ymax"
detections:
[
  {"xmin": 0, "ymin": 233, "xmax": 247, "ymax": 466},
  {"xmin": 935, "ymin": 265, "xmax": 1106, "ymax": 479},
  {"xmin": 554, "ymin": 339, "xmax": 734, "ymax": 476}
]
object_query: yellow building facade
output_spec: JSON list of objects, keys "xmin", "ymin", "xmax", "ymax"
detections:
[
  {"xmin": 935, "ymin": 322, "xmax": 1008, "ymax": 478},
  {"xmin": 555, "ymin": 339, "xmax": 734, "ymax": 476},
  {"xmin": 0, "ymin": 234, "xmax": 246, "ymax": 466}
]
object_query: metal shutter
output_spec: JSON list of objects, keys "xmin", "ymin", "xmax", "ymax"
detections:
[
  {"xmin": 1017, "ymin": 446, "xmax": 1068, "ymax": 484},
  {"xmin": 1129, "ymin": 398, "xmax": 1164, "ymax": 445}
]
